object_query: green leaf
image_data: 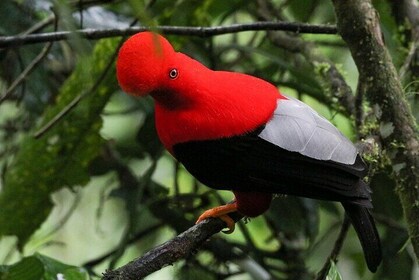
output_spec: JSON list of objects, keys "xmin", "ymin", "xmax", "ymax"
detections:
[
  {"xmin": 35, "ymin": 254, "xmax": 89, "ymax": 280},
  {"xmin": 0, "ymin": 38, "xmax": 120, "ymax": 247},
  {"xmin": 0, "ymin": 256, "xmax": 44, "ymax": 280},
  {"xmin": 0, "ymin": 253, "xmax": 89, "ymax": 280},
  {"xmin": 326, "ymin": 261, "xmax": 342, "ymax": 280}
]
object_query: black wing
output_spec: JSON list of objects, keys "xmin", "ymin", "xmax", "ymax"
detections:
[
  {"xmin": 173, "ymin": 128, "xmax": 372, "ymax": 207},
  {"xmin": 173, "ymin": 128, "xmax": 381, "ymax": 271},
  {"xmin": 173, "ymin": 128, "xmax": 382, "ymax": 271}
]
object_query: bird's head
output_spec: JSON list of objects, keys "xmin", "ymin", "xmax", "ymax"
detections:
[{"xmin": 116, "ymin": 32, "xmax": 176, "ymax": 96}]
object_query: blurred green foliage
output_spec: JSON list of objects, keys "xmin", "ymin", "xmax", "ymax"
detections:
[
  {"xmin": 0, "ymin": 253, "xmax": 89, "ymax": 280},
  {"xmin": 0, "ymin": 38, "xmax": 119, "ymax": 246},
  {"xmin": 0, "ymin": 0, "xmax": 416, "ymax": 280}
]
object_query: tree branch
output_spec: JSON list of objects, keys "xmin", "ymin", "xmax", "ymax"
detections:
[
  {"xmin": 0, "ymin": 42, "xmax": 53, "ymax": 104},
  {"xmin": 33, "ymin": 34, "xmax": 125, "ymax": 138},
  {"xmin": 0, "ymin": 11, "xmax": 57, "ymax": 104},
  {"xmin": 332, "ymin": 0, "xmax": 419, "ymax": 262},
  {"xmin": 83, "ymin": 223, "xmax": 164, "ymax": 271},
  {"xmin": 255, "ymin": 0, "xmax": 356, "ymax": 117},
  {"xmin": 102, "ymin": 214, "xmax": 242, "ymax": 280},
  {"xmin": 0, "ymin": 21, "xmax": 337, "ymax": 48},
  {"xmin": 390, "ymin": 0, "xmax": 419, "ymax": 83},
  {"xmin": 315, "ymin": 216, "xmax": 350, "ymax": 280},
  {"xmin": 93, "ymin": 145, "xmax": 249, "ymax": 279}
]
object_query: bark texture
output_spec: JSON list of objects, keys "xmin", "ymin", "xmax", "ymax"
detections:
[
  {"xmin": 102, "ymin": 214, "xmax": 242, "ymax": 280},
  {"xmin": 332, "ymin": 0, "xmax": 419, "ymax": 262}
]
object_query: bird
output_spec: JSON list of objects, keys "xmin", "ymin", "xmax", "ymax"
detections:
[{"xmin": 116, "ymin": 32, "xmax": 382, "ymax": 272}]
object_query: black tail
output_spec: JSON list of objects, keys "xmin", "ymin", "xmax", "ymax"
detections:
[{"xmin": 342, "ymin": 202, "xmax": 382, "ymax": 272}]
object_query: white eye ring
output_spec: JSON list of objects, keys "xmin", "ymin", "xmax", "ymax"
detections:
[{"xmin": 169, "ymin": 68, "xmax": 178, "ymax": 79}]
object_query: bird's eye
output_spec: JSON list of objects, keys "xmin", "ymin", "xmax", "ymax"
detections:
[{"xmin": 169, "ymin": 68, "xmax": 178, "ymax": 79}]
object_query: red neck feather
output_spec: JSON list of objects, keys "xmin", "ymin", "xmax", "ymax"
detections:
[{"xmin": 153, "ymin": 53, "xmax": 283, "ymax": 153}]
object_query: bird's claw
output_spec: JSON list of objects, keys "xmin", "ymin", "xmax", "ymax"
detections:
[{"xmin": 196, "ymin": 202, "xmax": 237, "ymax": 234}]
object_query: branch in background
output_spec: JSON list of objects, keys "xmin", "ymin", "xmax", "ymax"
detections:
[
  {"xmin": 315, "ymin": 217, "xmax": 350, "ymax": 280},
  {"xmin": 32, "ymin": 35, "xmax": 124, "ymax": 138},
  {"xmin": 390, "ymin": 0, "xmax": 419, "ymax": 82},
  {"xmin": 83, "ymin": 222, "xmax": 164, "ymax": 272},
  {"xmin": 69, "ymin": 0, "xmax": 117, "ymax": 8},
  {"xmin": 0, "ymin": 21, "xmax": 337, "ymax": 48},
  {"xmin": 255, "ymin": 0, "xmax": 356, "ymax": 117},
  {"xmin": 33, "ymin": 91, "xmax": 84, "ymax": 138},
  {"xmin": 21, "ymin": 14, "xmax": 55, "ymax": 35},
  {"xmin": 332, "ymin": 0, "xmax": 419, "ymax": 262},
  {"xmin": 102, "ymin": 214, "xmax": 242, "ymax": 280},
  {"xmin": 0, "ymin": 11, "xmax": 57, "ymax": 105},
  {"xmin": 90, "ymin": 145, "xmax": 250, "ymax": 279},
  {"xmin": 0, "ymin": 42, "xmax": 53, "ymax": 104}
]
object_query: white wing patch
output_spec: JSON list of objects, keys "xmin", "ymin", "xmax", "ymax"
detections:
[{"xmin": 258, "ymin": 96, "xmax": 357, "ymax": 165}]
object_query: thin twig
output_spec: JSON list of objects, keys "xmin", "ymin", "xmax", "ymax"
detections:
[
  {"xmin": 33, "ymin": 18, "xmax": 139, "ymax": 139},
  {"xmin": 69, "ymin": 0, "xmax": 117, "ymax": 8},
  {"xmin": 0, "ymin": 43, "xmax": 52, "ymax": 104},
  {"xmin": 33, "ymin": 93, "xmax": 84, "ymax": 138},
  {"xmin": 254, "ymin": 0, "xmax": 356, "ymax": 117},
  {"xmin": 78, "ymin": 0, "xmax": 84, "ymax": 29},
  {"xmin": 0, "ymin": 11, "xmax": 57, "ymax": 104},
  {"xmin": 315, "ymin": 216, "xmax": 350, "ymax": 280},
  {"xmin": 21, "ymin": 14, "xmax": 55, "ymax": 35},
  {"xmin": 83, "ymin": 222, "xmax": 164, "ymax": 270},
  {"xmin": 0, "ymin": 21, "xmax": 337, "ymax": 48},
  {"xmin": 32, "ymin": 37, "xmax": 123, "ymax": 139},
  {"xmin": 373, "ymin": 213, "xmax": 406, "ymax": 231}
]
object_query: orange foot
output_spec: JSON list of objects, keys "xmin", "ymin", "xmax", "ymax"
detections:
[{"xmin": 196, "ymin": 201, "xmax": 238, "ymax": 234}]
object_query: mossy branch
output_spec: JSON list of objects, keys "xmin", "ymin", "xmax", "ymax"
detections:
[{"xmin": 332, "ymin": 0, "xmax": 419, "ymax": 262}]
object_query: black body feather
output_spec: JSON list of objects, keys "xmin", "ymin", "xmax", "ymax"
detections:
[{"xmin": 173, "ymin": 128, "xmax": 382, "ymax": 271}]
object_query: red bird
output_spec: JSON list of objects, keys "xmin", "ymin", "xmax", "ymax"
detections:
[{"xmin": 116, "ymin": 32, "xmax": 382, "ymax": 272}]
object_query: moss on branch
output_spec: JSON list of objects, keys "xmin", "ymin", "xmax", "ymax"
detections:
[{"xmin": 332, "ymin": 0, "xmax": 419, "ymax": 262}]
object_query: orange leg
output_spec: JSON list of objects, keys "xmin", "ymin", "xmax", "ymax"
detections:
[{"xmin": 196, "ymin": 201, "xmax": 238, "ymax": 234}]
